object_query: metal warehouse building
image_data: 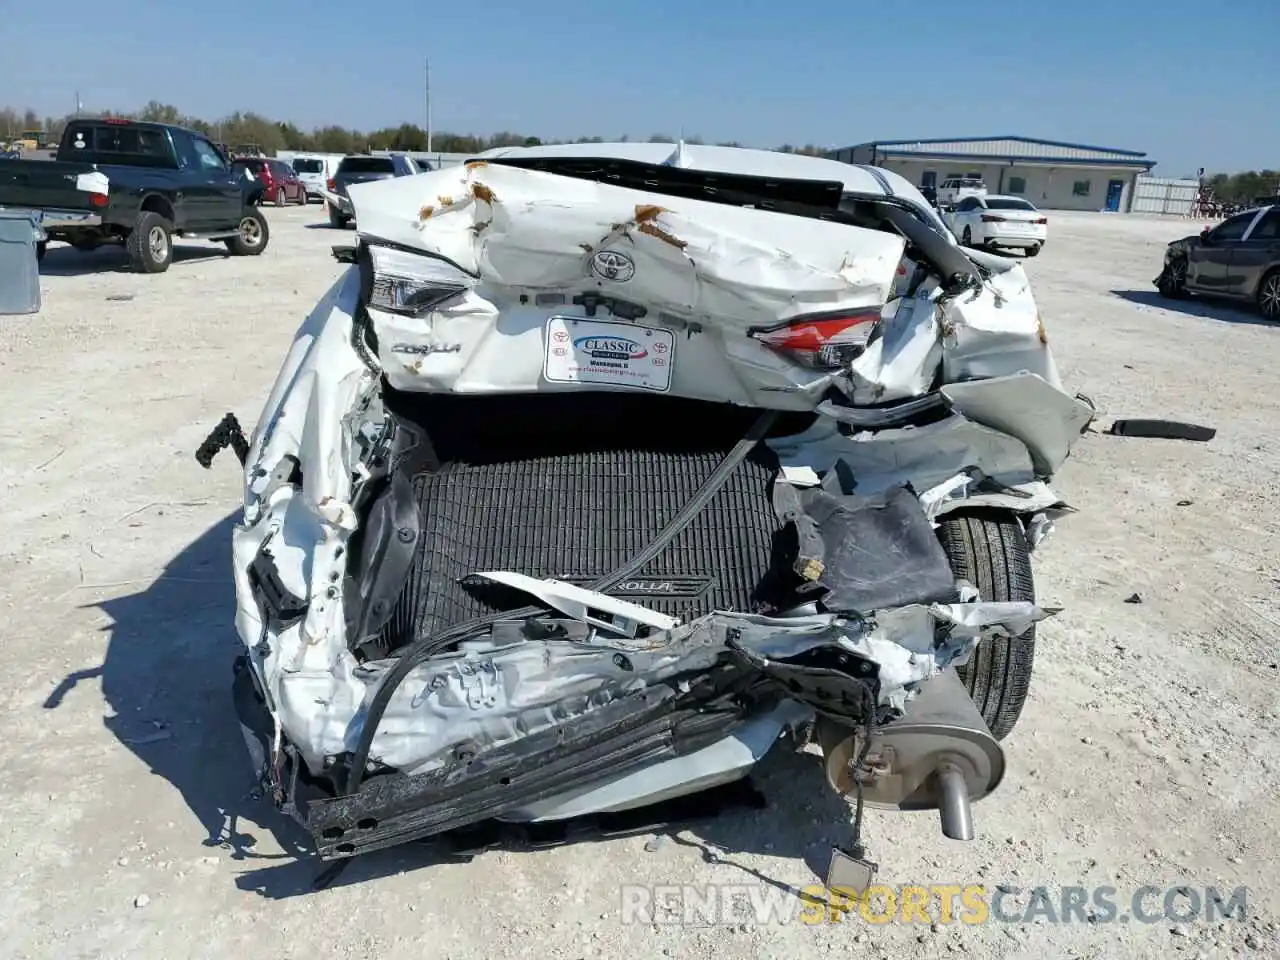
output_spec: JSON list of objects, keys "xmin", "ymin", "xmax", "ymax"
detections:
[{"xmin": 827, "ymin": 136, "xmax": 1157, "ymax": 212}]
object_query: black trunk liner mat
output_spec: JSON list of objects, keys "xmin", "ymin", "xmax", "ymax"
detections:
[{"xmin": 377, "ymin": 392, "xmax": 794, "ymax": 651}]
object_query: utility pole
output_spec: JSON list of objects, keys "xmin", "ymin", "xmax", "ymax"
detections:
[{"xmin": 425, "ymin": 58, "xmax": 433, "ymax": 153}]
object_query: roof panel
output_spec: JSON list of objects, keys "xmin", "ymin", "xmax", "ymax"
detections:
[{"xmin": 830, "ymin": 135, "xmax": 1148, "ymax": 163}]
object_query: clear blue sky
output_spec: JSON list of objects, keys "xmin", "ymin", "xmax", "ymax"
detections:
[{"xmin": 2, "ymin": 0, "xmax": 1275, "ymax": 175}]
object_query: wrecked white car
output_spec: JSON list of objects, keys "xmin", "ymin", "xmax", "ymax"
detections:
[{"xmin": 203, "ymin": 142, "xmax": 1093, "ymax": 876}]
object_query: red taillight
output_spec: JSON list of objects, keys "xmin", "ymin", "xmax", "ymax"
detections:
[
  {"xmin": 750, "ymin": 310, "xmax": 881, "ymax": 370},
  {"xmin": 327, "ymin": 178, "xmax": 336, "ymax": 191},
  {"xmin": 1033, "ymin": 217, "xmax": 1048, "ymax": 225},
  {"xmin": 981, "ymin": 214, "xmax": 1006, "ymax": 223},
  {"xmin": 103, "ymin": 116, "xmax": 129, "ymax": 125},
  {"xmin": 90, "ymin": 192, "xmax": 108, "ymax": 208}
]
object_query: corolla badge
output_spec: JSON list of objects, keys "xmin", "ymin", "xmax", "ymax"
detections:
[
  {"xmin": 590, "ymin": 249, "xmax": 636, "ymax": 282},
  {"xmin": 574, "ymin": 336, "xmax": 648, "ymax": 361}
]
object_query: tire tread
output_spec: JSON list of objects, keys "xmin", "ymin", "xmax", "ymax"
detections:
[{"xmin": 938, "ymin": 511, "xmax": 1035, "ymax": 739}]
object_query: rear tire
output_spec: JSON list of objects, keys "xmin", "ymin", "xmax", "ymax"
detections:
[
  {"xmin": 327, "ymin": 202, "xmax": 350, "ymax": 228},
  {"xmin": 274, "ymin": 187, "xmax": 287, "ymax": 207},
  {"xmin": 224, "ymin": 208, "xmax": 269, "ymax": 256},
  {"xmin": 126, "ymin": 211, "xmax": 174, "ymax": 274},
  {"xmin": 1025, "ymin": 244, "xmax": 1041, "ymax": 258},
  {"xmin": 937, "ymin": 511, "xmax": 1036, "ymax": 740},
  {"xmin": 961, "ymin": 226, "xmax": 973, "ymax": 247},
  {"xmin": 36, "ymin": 241, "xmax": 47, "ymax": 263}
]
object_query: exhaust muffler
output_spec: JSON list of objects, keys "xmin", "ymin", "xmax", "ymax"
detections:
[{"xmin": 817, "ymin": 668, "xmax": 1005, "ymax": 841}]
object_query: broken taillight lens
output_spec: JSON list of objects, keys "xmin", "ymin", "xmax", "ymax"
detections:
[{"xmin": 750, "ymin": 310, "xmax": 881, "ymax": 370}]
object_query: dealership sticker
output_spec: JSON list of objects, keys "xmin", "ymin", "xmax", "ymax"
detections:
[{"xmin": 544, "ymin": 317, "xmax": 675, "ymax": 392}]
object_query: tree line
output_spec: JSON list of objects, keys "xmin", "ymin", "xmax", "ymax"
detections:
[
  {"xmin": 1204, "ymin": 170, "xmax": 1280, "ymax": 204},
  {"xmin": 10, "ymin": 101, "xmax": 1270, "ymax": 196},
  {"xmin": 0, "ymin": 101, "xmax": 829, "ymax": 157}
]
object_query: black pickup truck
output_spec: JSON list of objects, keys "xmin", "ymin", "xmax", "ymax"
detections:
[{"xmin": 0, "ymin": 118, "xmax": 270, "ymax": 273}]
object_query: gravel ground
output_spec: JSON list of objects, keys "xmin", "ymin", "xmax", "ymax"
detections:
[{"xmin": 1, "ymin": 205, "xmax": 1277, "ymax": 960}]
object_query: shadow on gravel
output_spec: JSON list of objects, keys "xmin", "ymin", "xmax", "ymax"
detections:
[
  {"xmin": 45, "ymin": 514, "xmax": 856, "ymax": 900},
  {"xmin": 1111, "ymin": 289, "xmax": 1275, "ymax": 327},
  {"xmin": 43, "ymin": 514, "xmax": 313, "ymax": 870},
  {"xmin": 38, "ymin": 244, "xmax": 233, "ymax": 277}
]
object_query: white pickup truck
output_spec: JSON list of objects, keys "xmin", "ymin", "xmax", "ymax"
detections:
[{"xmin": 936, "ymin": 177, "xmax": 988, "ymax": 208}]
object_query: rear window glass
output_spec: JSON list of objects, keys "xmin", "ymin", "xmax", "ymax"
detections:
[
  {"xmin": 339, "ymin": 156, "xmax": 394, "ymax": 174},
  {"xmin": 293, "ymin": 158, "xmax": 323, "ymax": 173},
  {"xmin": 985, "ymin": 197, "xmax": 1035, "ymax": 211},
  {"xmin": 232, "ymin": 159, "xmax": 267, "ymax": 171},
  {"xmin": 63, "ymin": 123, "xmax": 171, "ymax": 164},
  {"xmin": 960, "ymin": 179, "xmax": 985, "ymax": 187}
]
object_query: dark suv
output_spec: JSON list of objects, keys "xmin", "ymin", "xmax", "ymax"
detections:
[
  {"xmin": 326, "ymin": 154, "xmax": 419, "ymax": 228},
  {"xmin": 1155, "ymin": 204, "xmax": 1280, "ymax": 321}
]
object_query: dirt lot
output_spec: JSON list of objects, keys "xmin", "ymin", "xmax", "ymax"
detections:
[{"xmin": 1, "ymin": 206, "xmax": 1277, "ymax": 960}]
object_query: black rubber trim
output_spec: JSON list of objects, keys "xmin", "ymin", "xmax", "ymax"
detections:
[
  {"xmin": 853, "ymin": 163, "xmax": 894, "ymax": 195},
  {"xmin": 1107, "ymin": 419, "xmax": 1216, "ymax": 442},
  {"xmin": 342, "ymin": 407, "xmax": 781, "ymax": 796}
]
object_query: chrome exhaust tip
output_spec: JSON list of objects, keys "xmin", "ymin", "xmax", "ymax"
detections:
[{"xmin": 818, "ymin": 669, "xmax": 1004, "ymax": 841}]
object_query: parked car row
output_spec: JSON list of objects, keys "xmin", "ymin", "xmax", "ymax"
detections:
[
  {"xmin": 231, "ymin": 157, "xmax": 308, "ymax": 207},
  {"xmin": 319, "ymin": 153, "xmax": 423, "ymax": 228}
]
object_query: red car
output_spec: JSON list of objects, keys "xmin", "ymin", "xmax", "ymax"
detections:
[{"xmin": 230, "ymin": 157, "xmax": 306, "ymax": 206}]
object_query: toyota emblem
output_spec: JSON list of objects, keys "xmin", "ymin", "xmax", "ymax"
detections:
[{"xmin": 590, "ymin": 249, "xmax": 636, "ymax": 283}]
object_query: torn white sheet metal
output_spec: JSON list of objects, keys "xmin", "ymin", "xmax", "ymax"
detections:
[
  {"xmin": 229, "ymin": 262, "xmax": 1075, "ymax": 779},
  {"xmin": 346, "ymin": 161, "xmax": 904, "ymax": 406},
  {"xmin": 471, "ymin": 571, "xmax": 680, "ymax": 636},
  {"xmin": 329, "ymin": 603, "xmax": 1047, "ymax": 774},
  {"xmin": 781, "ymin": 464, "xmax": 822, "ymax": 487},
  {"xmin": 918, "ymin": 472, "xmax": 974, "ymax": 522},
  {"xmin": 769, "ymin": 410, "xmax": 1038, "ymax": 499},
  {"xmin": 941, "ymin": 372, "xmax": 1094, "ymax": 477},
  {"xmin": 849, "ymin": 291, "xmax": 943, "ymax": 402},
  {"xmin": 707, "ymin": 602, "xmax": 1051, "ymax": 714},
  {"xmin": 848, "ymin": 248, "xmax": 1058, "ymax": 405},
  {"xmin": 242, "ymin": 268, "xmax": 372, "ymax": 519},
  {"xmin": 350, "ymin": 162, "xmax": 904, "ymax": 318},
  {"xmin": 940, "ymin": 270, "xmax": 1062, "ymax": 387},
  {"xmin": 229, "ymin": 147, "xmax": 1087, "ymax": 783}
]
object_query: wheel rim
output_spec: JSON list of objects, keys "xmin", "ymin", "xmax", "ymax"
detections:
[
  {"xmin": 276, "ymin": 188, "xmax": 286, "ymax": 206},
  {"xmin": 1170, "ymin": 259, "xmax": 1187, "ymax": 289},
  {"xmin": 1261, "ymin": 275, "xmax": 1280, "ymax": 319},
  {"xmin": 240, "ymin": 217, "xmax": 263, "ymax": 246},
  {"xmin": 148, "ymin": 225, "xmax": 168, "ymax": 261}
]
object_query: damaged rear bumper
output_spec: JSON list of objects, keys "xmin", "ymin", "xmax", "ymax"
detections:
[{"xmin": 235, "ymin": 598, "xmax": 1047, "ymax": 859}]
